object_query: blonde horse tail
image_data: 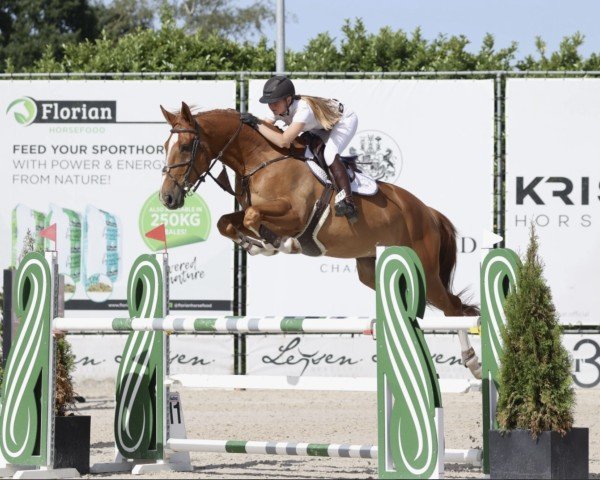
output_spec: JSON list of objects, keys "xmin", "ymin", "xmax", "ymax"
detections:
[{"xmin": 431, "ymin": 208, "xmax": 480, "ymax": 315}]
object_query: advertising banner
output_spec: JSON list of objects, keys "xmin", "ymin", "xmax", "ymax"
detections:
[
  {"xmin": 246, "ymin": 333, "xmax": 600, "ymax": 388},
  {"xmin": 70, "ymin": 334, "xmax": 234, "ymax": 382},
  {"xmin": 0, "ymin": 80, "xmax": 236, "ymax": 313},
  {"xmin": 247, "ymin": 79, "xmax": 494, "ymax": 316},
  {"xmin": 506, "ymin": 79, "xmax": 600, "ymax": 326}
]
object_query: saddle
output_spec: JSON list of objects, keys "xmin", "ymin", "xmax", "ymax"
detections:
[
  {"xmin": 296, "ymin": 132, "xmax": 378, "ymax": 197},
  {"xmin": 290, "ymin": 132, "xmax": 378, "ymax": 257},
  {"xmin": 299, "ymin": 132, "xmax": 361, "ymax": 177}
]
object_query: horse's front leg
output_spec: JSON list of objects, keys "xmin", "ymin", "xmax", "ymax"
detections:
[
  {"xmin": 217, "ymin": 211, "xmax": 278, "ymax": 256},
  {"xmin": 243, "ymin": 200, "xmax": 303, "ymax": 254},
  {"xmin": 217, "ymin": 211, "xmax": 254, "ymax": 241}
]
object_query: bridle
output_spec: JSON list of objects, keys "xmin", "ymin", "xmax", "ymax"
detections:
[{"xmin": 162, "ymin": 118, "xmax": 243, "ymax": 196}]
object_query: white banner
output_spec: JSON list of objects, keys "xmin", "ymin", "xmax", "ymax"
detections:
[
  {"xmin": 246, "ymin": 333, "xmax": 600, "ymax": 388},
  {"xmin": 246, "ymin": 79, "xmax": 494, "ymax": 316},
  {"xmin": 246, "ymin": 334, "xmax": 478, "ymax": 380},
  {"xmin": 506, "ymin": 79, "xmax": 600, "ymax": 326},
  {"xmin": 70, "ymin": 334, "xmax": 234, "ymax": 382},
  {"xmin": 0, "ymin": 80, "xmax": 236, "ymax": 313}
]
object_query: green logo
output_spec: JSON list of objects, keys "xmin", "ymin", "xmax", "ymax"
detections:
[
  {"xmin": 6, "ymin": 97, "xmax": 37, "ymax": 126},
  {"xmin": 139, "ymin": 191, "xmax": 211, "ymax": 251}
]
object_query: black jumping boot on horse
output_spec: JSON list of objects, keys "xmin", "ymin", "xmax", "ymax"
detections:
[{"xmin": 329, "ymin": 155, "xmax": 359, "ymax": 224}]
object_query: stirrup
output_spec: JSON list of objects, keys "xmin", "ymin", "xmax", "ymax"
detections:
[{"xmin": 335, "ymin": 198, "xmax": 358, "ymax": 224}]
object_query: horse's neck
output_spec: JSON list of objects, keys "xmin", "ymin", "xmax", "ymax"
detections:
[
  {"xmin": 198, "ymin": 111, "xmax": 301, "ymax": 176},
  {"xmin": 226, "ymin": 128, "xmax": 293, "ymax": 175}
]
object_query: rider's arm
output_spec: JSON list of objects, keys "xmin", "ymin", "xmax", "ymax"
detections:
[{"xmin": 257, "ymin": 121, "xmax": 305, "ymax": 149}]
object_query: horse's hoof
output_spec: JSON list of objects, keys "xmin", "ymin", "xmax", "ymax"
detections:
[
  {"xmin": 280, "ymin": 237, "xmax": 302, "ymax": 254},
  {"xmin": 462, "ymin": 348, "xmax": 482, "ymax": 379}
]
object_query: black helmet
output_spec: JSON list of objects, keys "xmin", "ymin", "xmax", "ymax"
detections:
[{"xmin": 259, "ymin": 75, "xmax": 295, "ymax": 104}]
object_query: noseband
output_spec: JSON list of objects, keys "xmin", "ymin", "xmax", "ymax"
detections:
[{"xmin": 162, "ymin": 118, "xmax": 243, "ymax": 196}]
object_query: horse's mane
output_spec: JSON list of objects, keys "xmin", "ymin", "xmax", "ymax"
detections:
[
  {"xmin": 195, "ymin": 108, "xmax": 239, "ymax": 119},
  {"xmin": 194, "ymin": 108, "xmax": 307, "ymax": 151}
]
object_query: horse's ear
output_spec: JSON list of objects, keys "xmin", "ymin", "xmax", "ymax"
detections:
[
  {"xmin": 160, "ymin": 105, "xmax": 177, "ymax": 125},
  {"xmin": 180, "ymin": 102, "xmax": 195, "ymax": 125}
]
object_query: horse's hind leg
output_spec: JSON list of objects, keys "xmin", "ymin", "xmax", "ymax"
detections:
[
  {"xmin": 426, "ymin": 273, "xmax": 482, "ymax": 379},
  {"xmin": 424, "ymin": 273, "xmax": 463, "ymax": 316},
  {"xmin": 356, "ymin": 257, "xmax": 376, "ymax": 290}
]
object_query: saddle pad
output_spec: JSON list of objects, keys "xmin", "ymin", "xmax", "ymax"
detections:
[{"xmin": 307, "ymin": 160, "xmax": 378, "ymax": 196}]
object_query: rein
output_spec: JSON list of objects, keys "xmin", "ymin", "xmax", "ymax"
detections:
[
  {"xmin": 239, "ymin": 154, "xmax": 302, "ymax": 206},
  {"xmin": 163, "ymin": 113, "xmax": 306, "ymax": 205}
]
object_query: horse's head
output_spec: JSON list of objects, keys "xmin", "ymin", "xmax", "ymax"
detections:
[{"xmin": 159, "ymin": 102, "xmax": 211, "ymax": 210}]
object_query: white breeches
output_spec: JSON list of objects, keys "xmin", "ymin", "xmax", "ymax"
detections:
[{"xmin": 323, "ymin": 111, "xmax": 358, "ymax": 166}]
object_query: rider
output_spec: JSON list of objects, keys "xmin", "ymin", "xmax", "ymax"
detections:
[{"xmin": 241, "ymin": 75, "xmax": 359, "ymax": 223}]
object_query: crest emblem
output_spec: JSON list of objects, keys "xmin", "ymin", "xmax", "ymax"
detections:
[{"xmin": 348, "ymin": 130, "xmax": 403, "ymax": 183}]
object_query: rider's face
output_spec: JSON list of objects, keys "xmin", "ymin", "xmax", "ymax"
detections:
[{"xmin": 268, "ymin": 97, "xmax": 291, "ymax": 116}]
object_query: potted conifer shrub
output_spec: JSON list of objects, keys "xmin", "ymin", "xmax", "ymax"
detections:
[
  {"xmin": 489, "ymin": 226, "xmax": 588, "ymax": 479},
  {"xmin": 53, "ymin": 334, "xmax": 90, "ymax": 474}
]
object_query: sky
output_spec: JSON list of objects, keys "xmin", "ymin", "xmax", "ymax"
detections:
[{"xmin": 256, "ymin": 0, "xmax": 600, "ymax": 59}]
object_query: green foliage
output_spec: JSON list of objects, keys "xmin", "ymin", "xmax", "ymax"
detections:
[
  {"xmin": 95, "ymin": 0, "xmax": 155, "ymax": 39},
  {"xmin": 0, "ymin": 0, "xmax": 99, "ymax": 71},
  {"xmin": 496, "ymin": 225, "xmax": 574, "ymax": 437},
  {"xmin": 174, "ymin": 0, "xmax": 275, "ymax": 39},
  {"xmin": 1, "ymin": 3, "xmax": 599, "ymax": 73},
  {"xmin": 33, "ymin": 18, "xmax": 275, "ymax": 73},
  {"xmin": 20, "ymin": 15, "xmax": 598, "ymax": 75},
  {"xmin": 55, "ymin": 337, "xmax": 76, "ymax": 416}
]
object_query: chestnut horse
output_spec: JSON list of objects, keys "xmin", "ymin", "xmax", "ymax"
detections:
[{"xmin": 159, "ymin": 103, "xmax": 481, "ymax": 377}]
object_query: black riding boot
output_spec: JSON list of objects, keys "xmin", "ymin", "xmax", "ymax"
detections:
[{"xmin": 329, "ymin": 155, "xmax": 359, "ymax": 224}]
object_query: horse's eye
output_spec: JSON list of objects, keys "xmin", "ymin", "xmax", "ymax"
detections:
[{"xmin": 180, "ymin": 144, "xmax": 192, "ymax": 153}]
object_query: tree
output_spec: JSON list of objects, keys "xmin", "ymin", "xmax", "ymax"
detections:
[
  {"xmin": 171, "ymin": 0, "xmax": 275, "ymax": 40},
  {"xmin": 1, "ymin": 0, "xmax": 99, "ymax": 71},
  {"xmin": 0, "ymin": 0, "xmax": 15, "ymax": 69},
  {"xmin": 496, "ymin": 225, "xmax": 574, "ymax": 437},
  {"xmin": 94, "ymin": 0, "xmax": 155, "ymax": 39}
]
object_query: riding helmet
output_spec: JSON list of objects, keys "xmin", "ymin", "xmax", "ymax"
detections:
[{"xmin": 259, "ymin": 75, "xmax": 295, "ymax": 104}]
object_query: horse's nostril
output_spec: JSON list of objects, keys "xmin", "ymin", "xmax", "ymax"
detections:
[{"xmin": 164, "ymin": 194, "xmax": 173, "ymax": 206}]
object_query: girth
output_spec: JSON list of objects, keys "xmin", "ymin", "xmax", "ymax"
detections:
[{"xmin": 294, "ymin": 184, "xmax": 334, "ymax": 256}]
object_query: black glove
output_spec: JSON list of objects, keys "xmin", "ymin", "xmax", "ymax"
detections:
[{"xmin": 241, "ymin": 112, "xmax": 260, "ymax": 130}]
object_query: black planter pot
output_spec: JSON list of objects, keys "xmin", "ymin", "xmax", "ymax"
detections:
[
  {"xmin": 489, "ymin": 428, "xmax": 589, "ymax": 479},
  {"xmin": 54, "ymin": 415, "xmax": 91, "ymax": 474}
]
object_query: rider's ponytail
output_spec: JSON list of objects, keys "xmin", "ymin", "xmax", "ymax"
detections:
[{"xmin": 299, "ymin": 95, "xmax": 342, "ymax": 130}]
